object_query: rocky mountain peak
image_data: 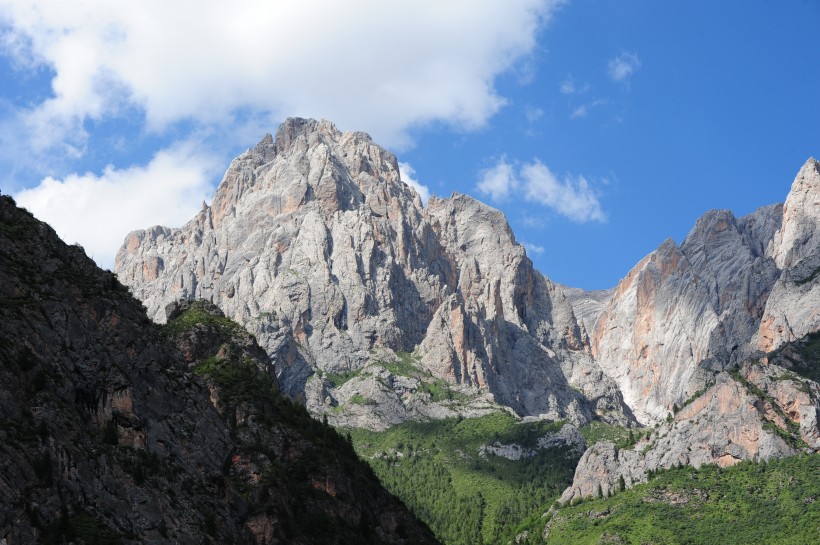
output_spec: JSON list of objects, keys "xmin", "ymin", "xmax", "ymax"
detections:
[
  {"xmin": 116, "ymin": 119, "xmax": 633, "ymax": 430},
  {"xmin": 204, "ymin": 117, "xmax": 417, "ymax": 234},
  {"xmin": 771, "ymin": 157, "xmax": 820, "ymax": 269}
]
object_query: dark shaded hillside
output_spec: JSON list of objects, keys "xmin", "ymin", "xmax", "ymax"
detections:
[{"xmin": 0, "ymin": 194, "xmax": 439, "ymax": 545}]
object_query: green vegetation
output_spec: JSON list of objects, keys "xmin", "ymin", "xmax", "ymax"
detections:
[
  {"xmin": 163, "ymin": 300, "xmax": 247, "ymax": 338},
  {"xmin": 795, "ymin": 265, "xmax": 820, "ymax": 286},
  {"xmin": 349, "ymin": 412, "xmax": 580, "ymax": 545},
  {"xmin": 522, "ymin": 454, "xmax": 820, "ymax": 545},
  {"xmin": 787, "ymin": 330, "xmax": 820, "ymax": 383},
  {"xmin": 729, "ymin": 368, "xmax": 806, "ymax": 449},
  {"xmin": 324, "ymin": 368, "xmax": 366, "ymax": 387},
  {"xmin": 349, "ymin": 393, "xmax": 372, "ymax": 405},
  {"xmin": 579, "ymin": 421, "xmax": 642, "ymax": 450},
  {"xmin": 381, "ymin": 351, "xmax": 424, "ymax": 377}
]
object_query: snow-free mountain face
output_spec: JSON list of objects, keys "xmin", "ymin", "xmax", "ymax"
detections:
[
  {"xmin": 115, "ymin": 118, "xmax": 631, "ymax": 431},
  {"xmin": 115, "ymin": 120, "xmax": 819, "ymax": 486}
]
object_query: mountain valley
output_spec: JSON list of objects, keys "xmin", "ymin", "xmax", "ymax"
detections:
[{"xmin": 2, "ymin": 118, "xmax": 819, "ymax": 544}]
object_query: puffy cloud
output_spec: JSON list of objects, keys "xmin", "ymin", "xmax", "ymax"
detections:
[
  {"xmin": 521, "ymin": 160, "xmax": 605, "ymax": 222},
  {"xmin": 477, "ymin": 157, "xmax": 517, "ymax": 201},
  {"xmin": 398, "ymin": 162, "xmax": 431, "ymax": 205},
  {"xmin": 0, "ymin": 0, "xmax": 563, "ymax": 150},
  {"xmin": 608, "ymin": 52, "xmax": 641, "ymax": 82},
  {"xmin": 14, "ymin": 142, "xmax": 219, "ymax": 268},
  {"xmin": 478, "ymin": 157, "xmax": 605, "ymax": 222}
]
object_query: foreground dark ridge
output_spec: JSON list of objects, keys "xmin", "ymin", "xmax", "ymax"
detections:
[{"xmin": 0, "ymin": 194, "xmax": 439, "ymax": 544}]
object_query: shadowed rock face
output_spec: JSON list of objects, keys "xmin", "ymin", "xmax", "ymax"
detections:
[
  {"xmin": 115, "ymin": 118, "xmax": 631, "ymax": 429},
  {"xmin": 0, "ymin": 195, "xmax": 440, "ymax": 545}
]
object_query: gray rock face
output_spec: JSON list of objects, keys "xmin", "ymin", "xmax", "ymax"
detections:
[
  {"xmin": 113, "ymin": 119, "xmax": 820, "ymax": 517},
  {"xmin": 589, "ymin": 205, "xmax": 782, "ymax": 424},
  {"xmin": 560, "ymin": 359, "xmax": 818, "ymax": 504},
  {"xmin": 118, "ymin": 119, "xmax": 440, "ymax": 398},
  {"xmin": 758, "ymin": 158, "xmax": 820, "ymax": 351},
  {"xmin": 557, "ymin": 158, "xmax": 820, "ymax": 501},
  {"xmin": 116, "ymin": 118, "xmax": 629, "ymax": 429}
]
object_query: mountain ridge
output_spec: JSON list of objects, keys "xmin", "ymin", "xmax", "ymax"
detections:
[
  {"xmin": 114, "ymin": 119, "xmax": 819, "ymax": 503},
  {"xmin": 116, "ymin": 117, "xmax": 632, "ymax": 431}
]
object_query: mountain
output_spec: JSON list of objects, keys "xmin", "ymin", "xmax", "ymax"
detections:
[
  {"xmin": 115, "ymin": 118, "xmax": 632, "ymax": 431},
  {"xmin": 114, "ymin": 119, "xmax": 820, "ymax": 516},
  {"xmin": 0, "ymin": 194, "xmax": 439, "ymax": 544}
]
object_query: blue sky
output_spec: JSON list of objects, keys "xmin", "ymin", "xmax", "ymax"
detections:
[{"xmin": 1, "ymin": 1, "xmax": 818, "ymax": 290}]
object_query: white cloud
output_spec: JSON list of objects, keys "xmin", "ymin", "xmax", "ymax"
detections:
[
  {"xmin": 559, "ymin": 75, "xmax": 589, "ymax": 95},
  {"xmin": 398, "ymin": 162, "xmax": 431, "ymax": 205},
  {"xmin": 570, "ymin": 98, "xmax": 608, "ymax": 119},
  {"xmin": 14, "ymin": 142, "xmax": 219, "ymax": 268},
  {"xmin": 524, "ymin": 105, "xmax": 545, "ymax": 123},
  {"xmin": 477, "ymin": 157, "xmax": 605, "ymax": 222},
  {"xmin": 521, "ymin": 160, "xmax": 605, "ymax": 222},
  {"xmin": 607, "ymin": 52, "xmax": 641, "ymax": 82},
  {"xmin": 570, "ymin": 105, "xmax": 589, "ymax": 119},
  {"xmin": 0, "ymin": 0, "xmax": 563, "ymax": 151},
  {"xmin": 477, "ymin": 157, "xmax": 517, "ymax": 201},
  {"xmin": 522, "ymin": 242, "xmax": 545, "ymax": 255}
]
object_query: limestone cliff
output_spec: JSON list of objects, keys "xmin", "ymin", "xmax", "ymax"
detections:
[
  {"xmin": 589, "ymin": 205, "xmax": 781, "ymax": 424},
  {"xmin": 758, "ymin": 158, "xmax": 820, "ymax": 351},
  {"xmin": 115, "ymin": 118, "xmax": 629, "ymax": 430}
]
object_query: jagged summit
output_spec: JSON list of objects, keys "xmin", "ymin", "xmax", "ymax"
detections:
[
  {"xmin": 115, "ymin": 120, "xmax": 818, "ymax": 493},
  {"xmin": 116, "ymin": 119, "xmax": 633, "ymax": 430}
]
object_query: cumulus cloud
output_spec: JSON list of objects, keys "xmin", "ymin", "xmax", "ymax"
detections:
[
  {"xmin": 608, "ymin": 52, "xmax": 642, "ymax": 82},
  {"xmin": 521, "ymin": 160, "xmax": 605, "ymax": 222},
  {"xmin": 477, "ymin": 158, "xmax": 517, "ymax": 201},
  {"xmin": 398, "ymin": 162, "xmax": 431, "ymax": 205},
  {"xmin": 14, "ymin": 142, "xmax": 220, "ymax": 268},
  {"xmin": 478, "ymin": 157, "xmax": 605, "ymax": 222},
  {"xmin": 0, "ymin": 0, "xmax": 562, "ymax": 151}
]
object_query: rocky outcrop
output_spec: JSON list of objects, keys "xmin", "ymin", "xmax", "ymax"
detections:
[
  {"xmin": 479, "ymin": 423, "xmax": 586, "ymax": 460},
  {"xmin": 757, "ymin": 158, "xmax": 820, "ymax": 351},
  {"xmin": 556, "ymin": 158, "xmax": 820, "ymax": 503},
  {"xmin": 115, "ymin": 118, "xmax": 630, "ymax": 429},
  {"xmin": 560, "ymin": 358, "xmax": 819, "ymax": 504},
  {"xmin": 0, "ymin": 195, "xmax": 440, "ymax": 544}
]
